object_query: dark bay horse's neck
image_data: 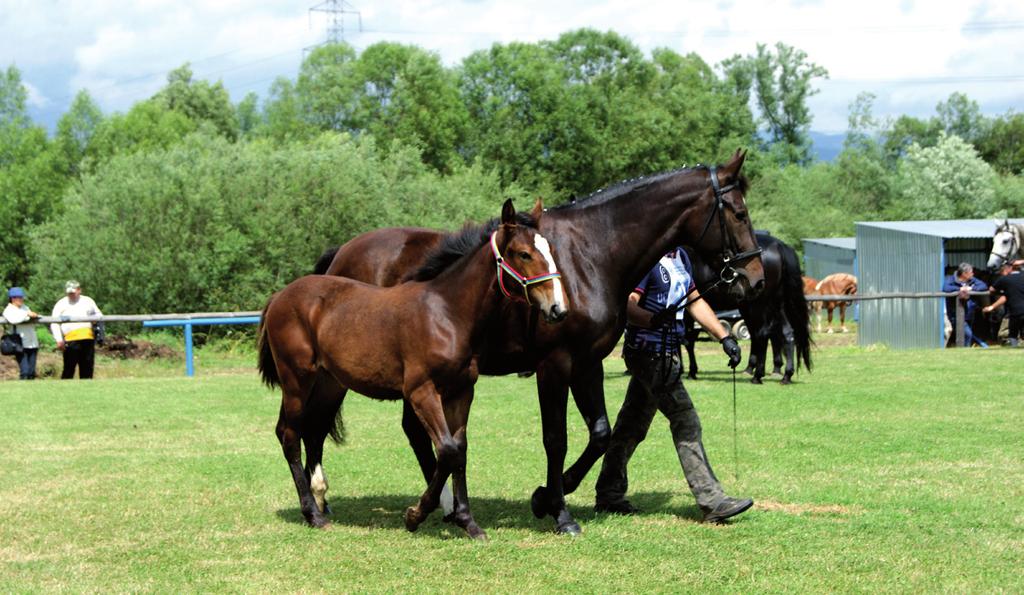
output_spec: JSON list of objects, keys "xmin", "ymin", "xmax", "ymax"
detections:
[{"xmin": 550, "ymin": 172, "xmax": 710, "ymax": 296}]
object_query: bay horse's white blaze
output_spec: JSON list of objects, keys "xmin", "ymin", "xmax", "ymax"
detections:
[
  {"xmin": 311, "ymin": 463, "xmax": 328, "ymax": 513},
  {"xmin": 534, "ymin": 234, "xmax": 568, "ymax": 313},
  {"xmin": 987, "ymin": 222, "xmax": 1023, "ymax": 270}
]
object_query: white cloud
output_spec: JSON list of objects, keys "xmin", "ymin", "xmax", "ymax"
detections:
[
  {"xmin": 2, "ymin": 0, "xmax": 1022, "ymax": 132},
  {"xmin": 22, "ymin": 80, "xmax": 50, "ymax": 108}
]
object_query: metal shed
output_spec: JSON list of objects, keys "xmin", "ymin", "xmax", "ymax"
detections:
[
  {"xmin": 803, "ymin": 237, "xmax": 856, "ymax": 280},
  {"xmin": 855, "ymin": 218, "xmax": 1024, "ymax": 349}
]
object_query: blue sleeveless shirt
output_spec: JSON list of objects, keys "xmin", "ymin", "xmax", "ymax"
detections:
[{"xmin": 624, "ymin": 248, "xmax": 695, "ymax": 352}]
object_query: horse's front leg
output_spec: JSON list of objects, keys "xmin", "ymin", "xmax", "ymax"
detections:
[
  {"xmin": 532, "ymin": 354, "xmax": 581, "ymax": 535},
  {"xmin": 443, "ymin": 385, "xmax": 486, "ymax": 540},
  {"xmin": 561, "ymin": 361, "xmax": 611, "ymax": 495},
  {"xmin": 839, "ymin": 303, "xmax": 848, "ymax": 332},
  {"xmin": 402, "ymin": 381, "xmax": 458, "ymax": 533}
]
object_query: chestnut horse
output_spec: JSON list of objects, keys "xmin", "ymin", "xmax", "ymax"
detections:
[
  {"xmin": 811, "ymin": 273, "xmax": 858, "ymax": 333},
  {"xmin": 258, "ymin": 200, "xmax": 568, "ymax": 540},
  {"xmin": 315, "ymin": 151, "xmax": 765, "ymax": 534}
]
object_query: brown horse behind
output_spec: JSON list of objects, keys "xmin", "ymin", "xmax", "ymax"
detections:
[
  {"xmin": 258, "ymin": 199, "xmax": 567, "ymax": 540},
  {"xmin": 809, "ymin": 273, "xmax": 858, "ymax": 333}
]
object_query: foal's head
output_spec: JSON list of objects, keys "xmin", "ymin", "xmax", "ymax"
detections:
[{"xmin": 492, "ymin": 199, "xmax": 569, "ymax": 323}]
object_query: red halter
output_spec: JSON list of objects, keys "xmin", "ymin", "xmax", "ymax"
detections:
[{"xmin": 490, "ymin": 231, "xmax": 562, "ymax": 304}]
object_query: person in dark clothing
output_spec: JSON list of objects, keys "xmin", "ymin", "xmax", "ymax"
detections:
[
  {"xmin": 983, "ymin": 263, "xmax": 1024, "ymax": 347},
  {"xmin": 594, "ymin": 247, "xmax": 753, "ymax": 524},
  {"xmin": 942, "ymin": 263, "xmax": 988, "ymax": 348}
]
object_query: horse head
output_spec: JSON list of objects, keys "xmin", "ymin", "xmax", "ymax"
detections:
[
  {"xmin": 493, "ymin": 199, "xmax": 569, "ymax": 323},
  {"xmin": 988, "ymin": 219, "xmax": 1021, "ymax": 271},
  {"xmin": 695, "ymin": 149, "xmax": 766, "ymax": 301}
]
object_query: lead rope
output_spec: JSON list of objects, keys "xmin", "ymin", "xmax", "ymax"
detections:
[{"xmin": 732, "ymin": 366, "xmax": 739, "ymax": 481}]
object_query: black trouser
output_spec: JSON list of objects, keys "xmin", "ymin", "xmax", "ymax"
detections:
[
  {"xmin": 62, "ymin": 339, "xmax": 95, "ymax": 379},
  {"xmin": 1009, "ymin": 315, "xmax": 1024, "ymax": 343}
]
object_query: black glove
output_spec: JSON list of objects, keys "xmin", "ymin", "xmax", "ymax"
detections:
[
  {"xmin": 721, "ymin": 335, "xmax": 741, "ymax": 369},
  {"xmin": 649, "ymin": 304, "xmax": 680, "ymax": 328}
]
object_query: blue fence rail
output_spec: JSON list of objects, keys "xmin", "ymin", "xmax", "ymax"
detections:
[{"xmin": 35, "ymin": 311, "xmax": 262, "ymax": 377}]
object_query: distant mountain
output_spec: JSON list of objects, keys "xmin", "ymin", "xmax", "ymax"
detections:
[{"xmin": 809, "ymin": 131, "xmax": 847, "ymax": 162}]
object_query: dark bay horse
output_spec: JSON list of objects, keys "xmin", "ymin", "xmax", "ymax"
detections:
[
  {"xmin": 316, "ymin": 150, "xmax": 765, "ymax": 534},
  {"xmin": 684, "ymin": 232, "xmax": 812, "ymax": 384},
  {"xmin": 259, "ymin": 200, "xmax": 568, "ymax": 540}
]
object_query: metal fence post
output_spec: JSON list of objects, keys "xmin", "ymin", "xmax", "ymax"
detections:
[
  {"xmin": 955, "ymin": 299, "xmax": 965, "ymax": 347},
  {"xmin": 184, "ymin": 323, "xmax": 194, "ymax": 377}
]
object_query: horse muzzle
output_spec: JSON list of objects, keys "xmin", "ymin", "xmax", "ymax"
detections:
[{"xmin": 545, "ymin": 303, "xmax": 569, "ymax": 323}]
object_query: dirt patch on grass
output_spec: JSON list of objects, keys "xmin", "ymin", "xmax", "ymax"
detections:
[
  {"xmin": 757, "ymin": 499, "xmax": 861, "ymax": 516},
  {"xmin": 98, "ymin": 335, "xmax": 177, "ymax": 360}
]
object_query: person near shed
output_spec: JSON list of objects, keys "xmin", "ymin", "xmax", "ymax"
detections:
[
  {"xmin": 942, "ymin": 263, "xmax": 988, "ymax": 348},
  {"xmin": 3, "ymin": 287, "xmax": 41, "ymax": 379},
  {"xmin": 982, "ymin": 262, "xmax": 1024, "ymax": 347},
  {"xmin": 50, "ymin": 280, "xmax": 104, "ymax": 379},
  {"xmin": 594, "ymin": 247, "xmax": 753, "ymax": 524}
]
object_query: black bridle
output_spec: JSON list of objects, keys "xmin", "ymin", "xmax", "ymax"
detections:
[{"xmin": 696, "ymin": 165, "xmax": 763, "ymax": 287}]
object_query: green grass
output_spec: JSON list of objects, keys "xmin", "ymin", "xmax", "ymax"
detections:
[{"xmin": 1, "ymin": 342, "xmax": 1022, "ymax": 592}]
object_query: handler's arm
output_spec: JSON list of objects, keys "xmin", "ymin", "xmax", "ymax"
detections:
[
  {"xmin": 627, "ymin": 292, "xmax": 656, "ymax": 327},
  {"xmin": 685, "ymin": 289, "xmax": 728, "ymax": 341},
  {"xmin": 983, "ymin": 295, "xmax": 1007, "ymax": 313}
]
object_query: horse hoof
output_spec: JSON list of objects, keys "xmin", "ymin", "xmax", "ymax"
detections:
[
  {"xmin": 750, "ymin": 377, "xmax": 763, "ymax": 385},
  {"xmin": 826, "ymin": 328, "xmax": 834, "ymax": 334},
  {"xmin": 780, "ymin": 377, "xmax": 792, "ymax": 386},
  {"xmin": 310, "ymin": 515, "xmax": 331, "ymax": 529},
  {"xmin": 404, "ymin": 506, "xmax": 423, "ymax": 532},
  {"xmin": 688, "ymin": 372, "xmax": 698, "ymax": 380},
  {"xmin": 530, "ymin": 486, "xmax": 549, "ymax": 519},
  {"xmin": 555, "ymin": 520, "xmax": 582, "ymax": 536},
  {"xmin": 467, "ymin": 525, "xmax": 489, "ymax": 541}
]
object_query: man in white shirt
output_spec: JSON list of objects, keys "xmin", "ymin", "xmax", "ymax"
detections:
[{"xmin": 50, "ymin": 280, "xmax": 103, "ymax": 379}]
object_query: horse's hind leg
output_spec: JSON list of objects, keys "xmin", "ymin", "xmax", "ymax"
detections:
[
  {"xmin": 839, "ymin": 304, "xmax": 848, "ymax": 332},
  {"xmin": 401, "ymin": 401, "xmax": 455, "ymax": 518},
  {"xmin": 275, "ymin": 369, "xmax": 330, "ymax": 528},
  {"xmin": 303, "ymin": 372, "xmax": 347, "ymax": 515},
  {"xmin": 403, "ymin": 381, "xmax": 461, "ymax": 534},
  {"xmin": 442, "ymin": 386, "xmax": 486, "ymax": 540}
]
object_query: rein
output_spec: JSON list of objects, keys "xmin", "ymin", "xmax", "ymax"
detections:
[{"xmin": 489, "ymin": 231, "xmax": 562, "ymax": 305}]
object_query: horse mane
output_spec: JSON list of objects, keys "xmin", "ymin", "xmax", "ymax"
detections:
[
  {"xmin": 407, "ymin": 211, "xmax": 538, "ymax": 282},
  {"xmin": 549, "ymin": 165, "xmax": 750, "ymax": 212}
]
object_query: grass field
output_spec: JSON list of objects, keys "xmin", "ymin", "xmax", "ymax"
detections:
[{"xmin": 1, "ymin": 338, "xmax": 1022, "ymax": 592}]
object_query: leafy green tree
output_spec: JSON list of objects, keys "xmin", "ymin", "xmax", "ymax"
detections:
[
  {"xmin": 721, "ymin": 42, "xmax": 828, "ymax": 164},
  {"xmin": 88, "ymin": 99, "xmax": 195, "ymax": 165},
  {"xmin": 29, "ymin": 131, "xmax": 526, "ymax": 313},
  {"xmin": 977, "ymin": 111, "xmax": 1024, "ymax": 175},
  {"xmin": 235, "ymin": 92, "xmax": 260, "ymax": 138},
  {"xmin": 54, "ymin": 90, "xmax": 104, "ymax": 178},
  {"xmin": 936, "ymin": 92, "xmax": 986, "ymax": 145},
  {"xmin": 260, "ymin": 77, "xmax": 314, "ymax": 142},
  {"xmin": 0, "ymin": 65, "xmax": 63, "ymax": 287},
  {"xmin": 881, "ymin": 114, "xmax": 940, "ymax": 163},
  {"xmin": 892, "ymin": 132, "xmax": 996, "ymax": 219},
  {"xmin": 154, "ymin": 64, "xmax": 238, "ymax": 140},
  {"xmin": 835, "ymin": 92, "xmax": 895, "ymax": 214}
]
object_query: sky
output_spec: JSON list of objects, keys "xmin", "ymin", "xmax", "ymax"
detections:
[{"xmin": 2, "ymin": 0, "xmax": 1022, "ymax": 134}]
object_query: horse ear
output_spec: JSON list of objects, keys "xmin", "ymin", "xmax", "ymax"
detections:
[
  {"xmin": 529, "ymin": 197, "xmax": 544, "ymax": 223},
  {"xmin": 722, "ymin": 149, "xmax": 747, "ymax": 178},
  {"xmin": 501, "ymin": 198, "xmax": 516, "ymax": 225}
]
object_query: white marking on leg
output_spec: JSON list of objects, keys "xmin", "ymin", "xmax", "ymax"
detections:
[
  {"xmin": 311, "ymin": 463, "xmax": 328, "ymax": 513},
  {"xmin": 533, "ymin": 234, "xmax": 567, "ymax": 310},
  {"xmin": 440, "ymin": 482, "xmax": 455, "ymax": 516}
]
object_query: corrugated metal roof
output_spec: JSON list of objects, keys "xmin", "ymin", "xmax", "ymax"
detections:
[
  {"xmin": 803, "ymin": 237, "xmax": 856, "ymax": 250},
  {"xmin": 856, "ymin": 218, "xmax": 1024, "ymax": 240}
]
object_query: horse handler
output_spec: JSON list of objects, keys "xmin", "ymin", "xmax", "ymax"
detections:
[{"xmin": 595, "ymin": 247, "xmax": 754, "ymax": 523}]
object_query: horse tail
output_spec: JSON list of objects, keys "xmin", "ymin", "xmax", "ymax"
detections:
[
  {"xmin": 256, "ymin": 298, "xmax": 280, "ymax": 389},
  {"xmin": 780, "ymin": 244, "xmax": 813, "ymax": 371},
  {"xmin": 312, "ymin": 246, "xmax": 340, "ymax": 275}
]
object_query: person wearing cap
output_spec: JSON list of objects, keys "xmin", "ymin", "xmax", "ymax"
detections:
[
  {"xmin": 3, "ymin": 287, "xmax": 41, "ymax": 380},
  {"xmin": 983, "ymin": 262, "xmax": 1024, "ymax": 347},
  {"xmin": 50, "ymin": 280, "xmax": 103, "ymax": 379}
]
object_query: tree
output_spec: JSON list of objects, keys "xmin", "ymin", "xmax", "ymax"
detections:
[
  {"xmin": 260, "ymin": 77, "xmax": 314, "ymax": 142},
  {"xmin": 0, "ymin": 65, "xmax": 63, "ymax": 287},
  {"xmin": 721, "ymin": 42, "xmax": 828, "ymax": 164},
  {"xmin": 936, "ymin": 92, "xmax": 985, "ymax": 145},
  {"xmin": 54, "ymin": 90, "xmax": 103, "ymax": 178},
  {"xmin": 893, "ymin": 132, "xmax": 996, "ymax": 219},
  {"xmin": 235, "ymin": 92, "xmax": 260, "ymax": 138},
  {"xmin": 154, "ymin": 64, "xmax": 238, "ymax": 140},
  {"xmin": 977, "ymin": 111, "xmax": 1024, "ymax": 175}
]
